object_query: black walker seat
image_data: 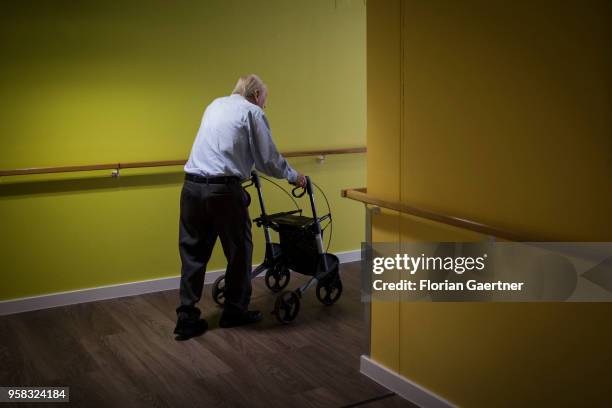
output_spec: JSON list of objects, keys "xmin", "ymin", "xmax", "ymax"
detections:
[{"xmin": 211, "ymin": 171, "xmax": 342, "ymax": 324}]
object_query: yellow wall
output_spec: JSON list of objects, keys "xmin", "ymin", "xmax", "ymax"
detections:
[
  {"xmin": 0, "ymin": 0, "xmax": 366, "ymax": 300},
  {"xmin": 368, "ymin": 1, "xmax": 612, "ymax": 406},
  {"xmin": 366, "ymin": 0, "xmax": 402, "ymax": 372}
]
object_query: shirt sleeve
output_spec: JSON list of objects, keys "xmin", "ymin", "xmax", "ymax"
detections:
[{"xmin": 247, "ymin": 110, "xmax": 298, "ymax": 182}]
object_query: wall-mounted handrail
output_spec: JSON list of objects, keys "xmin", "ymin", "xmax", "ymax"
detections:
[
  {"xmin": 341, "ymin": 187, "xmax": 553, "ymax": 242},
  {"xmin": 0, "ymin": 146, "xmax": 366, "ymax": 177}
]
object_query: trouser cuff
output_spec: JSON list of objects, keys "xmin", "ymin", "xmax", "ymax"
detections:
[{"xmin": 176, "ymin": 305, "xmax": 201, "ymax": 320}]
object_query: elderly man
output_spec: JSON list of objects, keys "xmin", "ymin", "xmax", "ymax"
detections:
[{"xmin": 174, "ymin": 74, "xmax": 306, "ymax": 340}]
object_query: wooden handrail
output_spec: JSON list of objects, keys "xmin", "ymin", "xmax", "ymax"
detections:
[
  {"xmin": 0, "ymin": 146, "xmax": 366, "ymax": 177},
  {"xmin": 282, "ymin": 146, "xmax": 366, "ymax": 158},
  {"xmin": 341, "ymin": 187, "xmax": 551, "ymax": 242}
]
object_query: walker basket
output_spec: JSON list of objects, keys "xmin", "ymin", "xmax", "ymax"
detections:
[{"xmin": 272, "ymin": 214, "xmax": 321, "ymax": 275}]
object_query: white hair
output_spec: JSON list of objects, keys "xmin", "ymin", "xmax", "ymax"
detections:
[{"xmin": 232, "ymin": 74, "xmax": 267, "ymax": 99}]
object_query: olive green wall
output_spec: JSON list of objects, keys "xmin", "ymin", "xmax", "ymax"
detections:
[{"xmin": 0, "ymin": 0, "xmax": 366, "ymax": 300}]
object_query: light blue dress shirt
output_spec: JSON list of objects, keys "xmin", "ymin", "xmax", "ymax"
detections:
[{"xmin": 185, "ymin": 94, "xmax": 298, "ymax": 183}]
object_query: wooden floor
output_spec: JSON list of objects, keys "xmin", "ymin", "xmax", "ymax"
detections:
[{"xmin": 0, "ymin": 262, "xmax": 417, "ymax": 408}]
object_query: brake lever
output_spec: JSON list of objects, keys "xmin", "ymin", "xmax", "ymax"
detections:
[{"xmin": 291, "ymin": 185, "xmax": 306, "ymax": 198}]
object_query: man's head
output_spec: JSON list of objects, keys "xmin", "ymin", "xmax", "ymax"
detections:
[{"xmin": 232, "ymin": 74, "xmax": 267, "ymax": 109}]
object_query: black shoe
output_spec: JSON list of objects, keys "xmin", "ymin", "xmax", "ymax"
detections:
[
  {"xmin": 219, "ymin": 310, "xmax": 263, "ymax": 328},
  {"xmin": 174, "ymin": 318, "xmax": 208, "ymax": 341}
]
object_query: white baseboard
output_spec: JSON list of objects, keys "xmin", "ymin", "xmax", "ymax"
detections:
[
  {"xmin": 0, "ymin": 249, "xmax": 361, "ymax": 316},
  {"xmin": 360, "ymin": 355, "xmax": 457, "ymax": 408},
  {"xmin": 336, "ymin": 249, "xmax": 362, "ymax": 264}
]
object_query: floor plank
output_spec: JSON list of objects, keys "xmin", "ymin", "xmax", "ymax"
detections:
[{"xmin": 0, "ymin": 262, "xmax": 417, "ymax": 408}]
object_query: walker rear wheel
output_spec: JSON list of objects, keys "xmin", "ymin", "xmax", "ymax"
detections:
[
  {"xmin": 265, "ymin": 264, "xmax": 291, "ymax": 293},
  {"xmin": 274, "ymin": 291, "xmax": 301, "ymax": 324},
  {"xmin": 212, "ymin": 275, "xmax": 226, "ymax": 306},
  {"xmin": 316, "ymin": 277, "xmax": 343, "ymax": 306}
]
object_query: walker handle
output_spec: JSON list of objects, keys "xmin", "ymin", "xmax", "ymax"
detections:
[
  {"xmin": 250, "ymin": 171, "xmax": 261, "ymax": 188},
  {"xmin": 250, "ymin": 171, "xmax": 267, "ymax": 217}
]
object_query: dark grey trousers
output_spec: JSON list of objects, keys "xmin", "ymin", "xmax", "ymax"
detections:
[{"xmin": 177, "ymin": 178, "xmax": 253, "ymax": 319}]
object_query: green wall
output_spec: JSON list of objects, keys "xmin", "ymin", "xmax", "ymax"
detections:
[{"xmin": 0, "ymin": 0, "xmax": 366, "ymax": 301}]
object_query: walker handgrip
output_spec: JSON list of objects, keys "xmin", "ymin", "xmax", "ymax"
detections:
[
  {"xmin": 292, "ymin": 186, "xmax": 306, "ymax": 198},
  {"xmin": 250, "ymin": 171, "xmax": 261, "ymax": 188}
]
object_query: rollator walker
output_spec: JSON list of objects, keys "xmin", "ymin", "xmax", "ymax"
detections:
[{"xmin": 212, "ymin": 171, "xmax": 342, "ymax": 324}]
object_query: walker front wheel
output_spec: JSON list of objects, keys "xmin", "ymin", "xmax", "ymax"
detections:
[
  {"xmin": 273, "ymin": 291, "xmax": 300, "ymax": 324},
  {"xmin": 265, "ymin": 264, "xmax": 291, "ymax": 293},
  {"xmin": 212, "ymin": 275, "xmax": 226, "ymax": 306}
]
